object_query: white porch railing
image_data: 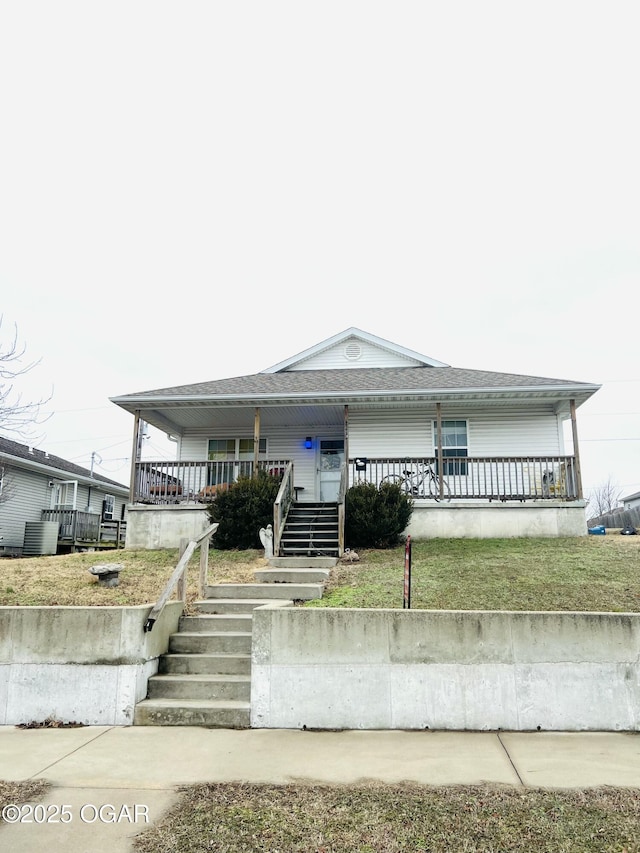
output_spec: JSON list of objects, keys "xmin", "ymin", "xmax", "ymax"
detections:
[
  {"xmin": 133, "ymin": 459, "xmax": 290, "ymax": 504},
  {"xmin": 348, "ymin": 456, "xmax": 580, "ymax": 501}
]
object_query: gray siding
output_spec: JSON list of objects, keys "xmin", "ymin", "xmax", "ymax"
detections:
[
  {"xmin": 0, "ymin": 466, "xmax": 50, "ymax": 550},
  {"xmin": 0, "ymin": 465, "xmax": 127, "ymax": 553}
]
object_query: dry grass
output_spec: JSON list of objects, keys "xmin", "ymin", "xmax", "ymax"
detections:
[
  {"xmin": 0, "ymin": 549, "xmax": 268, "ymax": 607},
  {"xmin": 134, "ymin": 782, "xmax": 640, "ymax": 853},
  {"xmin": 0, "ymin": 780, "xmax": 50, "ymax": 823}
]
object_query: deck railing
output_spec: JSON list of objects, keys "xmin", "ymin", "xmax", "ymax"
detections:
[
  {"xmin": 133, "ymin": 459, "xmax": 291, "ymax": 504},
  {"xmin": 348, "ymin": 456, "xmax": 580, "ymax": 501},
  {"xmin": 41, "ymin": 511, "xmax": 127, "ymax": 546}
]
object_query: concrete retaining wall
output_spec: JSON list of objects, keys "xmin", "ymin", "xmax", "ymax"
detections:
[
  {"xmin": 125, "ymin": 502, "xmax": 587, "ymax": 549},
  {"xmin": 251, "ymin": 608, "xmax": 640, "ymax": 731},
  {"xmin": 407, "ymin": 501, "xmax": 588, "ymax": 538},
  {"xmin": 125, "ymin": 504, "xmax": 210, "ymax": 549},
  {"xmin": 0, "ymin": 603, "xmax": 182, "ymax": 725}
]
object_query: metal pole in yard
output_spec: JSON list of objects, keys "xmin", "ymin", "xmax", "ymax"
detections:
[{"xmin": 403, "ymin": 535, "xmax": 412, "ymax": 609}]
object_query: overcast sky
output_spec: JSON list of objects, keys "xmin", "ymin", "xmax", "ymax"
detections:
[{"xmin": 1, "ymin": 1, "xmax": 639, "ymax": 501}]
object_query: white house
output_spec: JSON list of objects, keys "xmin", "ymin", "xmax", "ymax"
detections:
[
  {"xmin": 621, "ymin": 490, "xmax": 640, "ymax": 511},
  {"xmin": 0, "ymin": 436, "xmax": 129, "ymax": 555},
  {"xmin": 110, "ymin": 328, "xmax": 600, "ymax": 549}
]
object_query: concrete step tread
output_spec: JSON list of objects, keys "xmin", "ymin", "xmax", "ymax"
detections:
[
  {"xmin": 149, "ymin": 673, "xmax": 250, "ymax": 683},
  {"xmin": 205, "ymin": 583, "xmax": 323, "ymax": 600},
  {"xmin": 171, "ymin": 631, "xmax": 252, "ymax": 638},
  {"xmin": 162, "ymin": 652, "xmax": 250, "ymax": 659},
  {"xmin": 181, "ymin": 613, "xmax": 253, "ymax": 623},
  {"xmin": 136, "ymin": 698, "xmax": 250, "ymax": 709}
]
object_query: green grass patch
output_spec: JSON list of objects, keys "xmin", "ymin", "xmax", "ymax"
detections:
[
  {"xmin": 308, "ymin": 537, "xmax": 640, "ymax": 612},
  {"xmin": 134, "ymin": 782, "xmax": 640, "ymax": 853}
]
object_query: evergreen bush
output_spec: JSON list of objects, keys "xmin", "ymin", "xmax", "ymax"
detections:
[
  {"xmin": 207, "ymin": 470, "xmax": 282, "ymax": 549},
  {"xmin": 345, "ymin": 481, "xmax": 413, "ymax": 549}
]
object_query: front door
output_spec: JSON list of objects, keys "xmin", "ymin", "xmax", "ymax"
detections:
[{"xmin": 318, "ymin": 438, "xmax": 344, "ymax": 502}]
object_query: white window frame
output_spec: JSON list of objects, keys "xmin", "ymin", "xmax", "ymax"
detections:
[{"xmin": 433, "ymin": 420, "xmax": 468, "ymax": 475}]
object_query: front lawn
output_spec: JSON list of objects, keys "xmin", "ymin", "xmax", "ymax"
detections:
[
  {"xmin": 308, "ymin": 536, "xmax": 640, "ymax": 612},
  {"xmin": 1, "ymin": 537, "xmax": 638, "ymax": 612},
  {"xmin": 133, "ymin": 782, "xmax": 640, "ymax": 853},
  {"xmin": 0, "ymin": 549, "xmax": 266, "ymax": 607}
]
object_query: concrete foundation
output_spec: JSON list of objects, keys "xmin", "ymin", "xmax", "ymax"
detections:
[
  {"xmin": 125, "ymin": 501, "xmax": 588, "ymax": 549},
  {"xmin": 125, "ymin": 504, "xmax": 210, "ymax": 549},
  {"xmin": 407, "ymin": 500, "xmax": 588, "ymax": 538},
  {"xmin": 0, "ymin": 603, "xmax": 182, "ymax": 725},
  {"xmin": 251, "ymin": 608, "xmax": 640, "ymax": 731}
]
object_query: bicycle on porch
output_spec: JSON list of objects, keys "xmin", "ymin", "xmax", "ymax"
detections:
[{"xmin": 380, "ymin": 462, "xmax": 450, "ymax": 502}]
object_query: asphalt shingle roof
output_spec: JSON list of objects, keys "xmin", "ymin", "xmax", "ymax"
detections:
[
  {"xmin": 0, "ymin": 435, "xmax": 128, "ymax": 490},
  {"xmin": 116, "ymin": 366, "xmax": 597, "ymax": 400}
]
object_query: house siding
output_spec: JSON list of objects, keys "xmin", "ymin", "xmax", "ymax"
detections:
[
  {"xmin": 0, "ymin": 465, "xmax": 128, "ymax": 553},
  {"xmin": 0, "ymin": 467, "xmax": 49, "ymax": 549},
  {"xmin": 179, "ymin": 428, "xmax": 341, "ymax": 501},
  {"xmin": 348, "ymin": 405, "xmax": 563, "ymax": 458},
  {"xmin": 174, "ymin": 405, "xmax": 565, "ymax": 502},
  {"xmin": 288, "ymin": 338, "xmax": 424, "ymax": 371}
]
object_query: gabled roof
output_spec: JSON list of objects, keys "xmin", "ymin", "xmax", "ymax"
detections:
[
  {"xmin": 261, "ymin": 328, "xmax": 450, "ymax": 372},
  {"xmin": 0, "ymin": 435, "xmax": 128, "ymax": 492},
  {"xmin": 109, "ymin": 328, "xmax": 601, "ymax": 435},
  {"xmin": 112, "ymin": 366, "xmax": 599, "ymax": 402}
]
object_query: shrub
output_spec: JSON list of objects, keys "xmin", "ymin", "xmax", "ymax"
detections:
[
  {"xmin": 345, "ymin": 481, "xmax": 413, "ymax": 549},
  {"xmin": 207, "ymin": 471, "xmax": 282, "ymax": 549}
]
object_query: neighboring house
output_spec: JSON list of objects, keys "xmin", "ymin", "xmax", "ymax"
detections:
[
  {"xmin": 0, "ymin": 436, "xmax": 128, "ymax": 556},
  {"xmin": 110, "ymin": 328, "xmax": 601, "ymax": 549},
  {"xmin": 621, "ymin": 490, "xmax": 640, "ymax": 511}
]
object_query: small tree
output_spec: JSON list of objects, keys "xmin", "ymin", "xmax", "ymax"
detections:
[
  {"xmin": 207, "ymin": 470, "xmax": 282, "ymax": 549},
  {"xmin": 345, "ymin": 481, "xmax": 413, "ymax": 549},
  {"xmin": 587, "ymin": 476, "xmax": 621, "ymax": 517},
  {"xmin": 0, "ymin": 317, "xmax": 50, "ymax": 438}
]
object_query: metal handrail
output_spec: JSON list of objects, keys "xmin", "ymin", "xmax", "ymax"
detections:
[{"xmin": 143, "ymin": 522, "xmax": 218, "ymax": 632}]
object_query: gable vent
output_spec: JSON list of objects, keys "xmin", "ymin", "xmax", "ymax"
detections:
[{"xmin": 344, "ymin": 342, "xmax": 362, "ymax": 361}]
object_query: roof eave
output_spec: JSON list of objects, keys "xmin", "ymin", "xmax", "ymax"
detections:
[
  {"xmin": 111, "ymin": 383, "xmax": 601, "ymax": 410},
  {"xmin": 0, "ymin": 452, "xmax": 129, "ymax": 493}
]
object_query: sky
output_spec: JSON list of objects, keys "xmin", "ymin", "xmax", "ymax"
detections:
[{"xmin": 1, "ymin": 1, "xmax": 639, "ymax": 504}]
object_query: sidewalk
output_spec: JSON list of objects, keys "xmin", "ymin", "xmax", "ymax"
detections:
[{"xmin": 2, "ymin": 726, "xmax": 640, "ymax": 852}]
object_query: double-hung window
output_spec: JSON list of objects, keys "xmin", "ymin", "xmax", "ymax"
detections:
[
  {"xmin": 207, "ymin": 438, "xmax": 267, "ymax": 484},
  {"xmin": 433, "ymin": 420, "xmax": 468, "ymax": 475}
]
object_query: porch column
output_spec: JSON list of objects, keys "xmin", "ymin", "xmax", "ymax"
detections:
[
  {"xmin": 436, "ymin": 402, "xmax": 444, "ymax": 500},
  {"xmin": 128, "ymin": 411, "xmax": 141, "ymax": 503},
  {"xmin": 570, "ymin": 399, "xmax": 584, "ymax": 500},
  {"xmin": 344, "ymin": 405, "xmax": 349, "ymax": 490},
  {"xmin": 253, "ymin": 407, "xmax": 261, "ymax": 477}
]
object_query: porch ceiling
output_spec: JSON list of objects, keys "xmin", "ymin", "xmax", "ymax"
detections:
[
  {"xmin": 139, "ymin": 404, "xmax": 347, "ymax": 434},
  {"xmin": 132, "ymin": 391, "xmax": 584, "ymax": 438}
]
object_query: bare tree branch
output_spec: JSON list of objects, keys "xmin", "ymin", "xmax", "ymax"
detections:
[
  {"xmin": 587, "ymin": 476, "xmax": 621, "ymax": 517},
  {"xmin": 0, "ymin": 316, "xmax": 52, "ymax": 439}
]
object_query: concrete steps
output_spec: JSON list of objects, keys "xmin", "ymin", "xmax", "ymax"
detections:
[
  {"xmin": 134, "ymin": 698, "xmax": 251, "ymax": 728},
  {"xmin": 135, "ymin": 562, "xmax": 328, "ymax": 727},
  {"xmin": 254, "ymin": 568, "xmax": 330, "ymax": 584},
  {"xmin": 205, "ymin": 583, "xmax": 323, "ymax": 601},
  {"xmin": 135, "ymin": 597, "xmax": 287, "ymax": 728}
]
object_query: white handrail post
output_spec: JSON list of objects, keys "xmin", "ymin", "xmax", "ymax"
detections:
[
  {"xmin": 177, "ymin": 537, "xmax": 189, "ymax": 602},
  {"xmin": 199, "ymin": 535, "xmax": 209, "ymax": 598}
]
